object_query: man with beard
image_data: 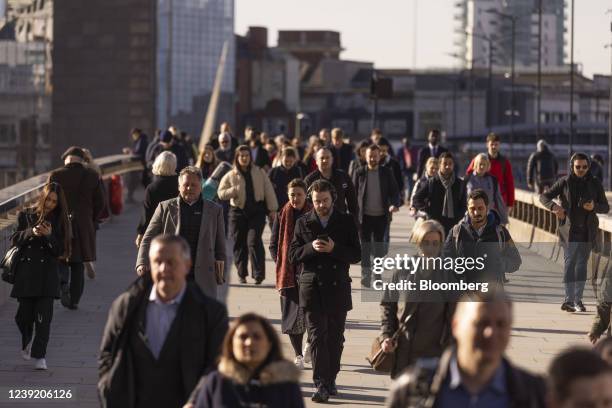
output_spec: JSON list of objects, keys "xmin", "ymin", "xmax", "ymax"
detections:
[
  {"xmin": 289, "ymin": 179, "xmax": 361, "ymax": 403},
  {"xmin": 412, "ymin": 152, "xmax": 466, "ymax": 235}
]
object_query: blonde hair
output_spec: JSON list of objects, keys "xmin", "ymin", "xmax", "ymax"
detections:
[
  {"xmin": 152, "ymin": 151, "xmax": 177, "ymax": 176},
  {"xmin": 474, "ymin": 153, "xmax": 491, "ymax": 173},
  {"xmin": 411, "ymin": 219, "xmax": 445, "ymax": 248}
]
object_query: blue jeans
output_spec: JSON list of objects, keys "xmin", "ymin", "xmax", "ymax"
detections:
[{"xmin": 562, "ymin": 242, "xmax": 591, "ymax": 303}]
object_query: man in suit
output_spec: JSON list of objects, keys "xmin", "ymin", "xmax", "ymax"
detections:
[
  {"xmin": 99, "ymin": 235, "xmax": 228, "ymax": 408},
  {"xmin": 352, "ymin": 144, "xmax": 401, "ymax": 287},
  {"xmin": 416, "ymin": 129, "xmax": 449, "ymax": 179},
  {"xmin": 289, "ymin": 179, "xmax": 361, "ymax": 403},
  {"xmin": 136, "ymin": 166, "xmax": 226, "ymax": 299}
]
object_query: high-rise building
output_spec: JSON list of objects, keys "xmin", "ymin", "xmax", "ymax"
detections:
[
  {"xmin": 52, "ymin": 0, "xmax": 157, "ymax": 161},
  {"xmin": 157, "ymin": 0, "xmax": 235, "ymax": 137},
  {"xmin": 456, "ymin": 0, "xmax": 565, "ymax": 70}
]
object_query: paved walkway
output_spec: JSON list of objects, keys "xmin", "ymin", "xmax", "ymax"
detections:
[{"xmin": 0, "ymin": 199, "xmax": 595, "ymax": 407}]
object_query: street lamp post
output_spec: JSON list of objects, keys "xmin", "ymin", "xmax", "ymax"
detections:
[
  {"xmin": 465, "ymin": 30, "xmax": 494, "ymax": 132},
  {"xmin": 486, "ymin": 9, "xmax": 516, "ymax": 157},
  {"xmin": 537, "ymin": 0, "xmax": 542, "ymax": 139},
  {"xmin": 607, "ymin": 11, "xmax": 612, "ymax": 190}
]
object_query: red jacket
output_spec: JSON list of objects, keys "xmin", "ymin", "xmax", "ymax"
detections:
[{"xmin": 466, "ymin": 153, "xmax": 515, "ymax": 207}]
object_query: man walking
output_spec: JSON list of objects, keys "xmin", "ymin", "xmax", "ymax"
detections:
[
  {"xmin": 416, "ymin": 129, "xmax": 448, "ymax": 179},
  {"xmin": 330, "ymin": 128, "xmax": 353, "ymax": 173},
  {"xmin": 412, "ymin": 152, "xmax": 466, "ymax": 235},
  {"xmin": 387, "ymin": 294, "xmax": 546, "ymax": 408},
  {"xmin": 304, "ymin": 147, "xmax": 358, "ymax": 221},
  {"xmin": 443, "ymin": 189, "xmax": 522, "ymax": 287},
  {"xmin": 540, "ymin": 153, "xmax": 609, "ymax": 313},
  {"xmin": 49, "ymin": 146, "xmax": 105, "ymax": 310},
  {"xmin": 352, "ymin": 145, "xmax": 400, "ymax": 287},
  {"xmin": 99, "ymin": 235, "xmax": 228, "ymax": 408},
  {"xmin": 136, "ymin": 166, "xmax": 226, "ymax": 299},
  {"xmin": 466, "ymin": 133, "xmax": 515, "ymax": 211},
  {"xmin": 526, "ymin": 139, "xmax": 558, "ymax": 193},
  {"xmin": 289, "ymin": 180, "xmax": 361, "ymax": 403}
]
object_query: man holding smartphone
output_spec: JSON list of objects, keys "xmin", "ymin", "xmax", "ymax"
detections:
[
  {"xmin": 289, "ymin": 179, "xmax": 361, "ymax": 403},
  {"xmin": 540, "ymin": 153, "xmax": 609, "ymax": 313}
]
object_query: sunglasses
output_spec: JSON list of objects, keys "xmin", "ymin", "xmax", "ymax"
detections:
[{"xmin": 574, "ymin": 165, "xmax": 588, "ymax": 170}]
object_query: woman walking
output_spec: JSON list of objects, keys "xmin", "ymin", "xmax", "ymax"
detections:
[
  {"xmin": 191, "ymin": 313, "xmax": 305, "ymax": 408},
  {"xmin": 218, "ymin": 146, "xmax": 278, "ymax": 284},
  {"xmin": 135, "ymin": 151, "xmax": 178, "ymax": 247},
  {"xmin": 11, "ymin": 182, "xmax": 70, "ymax": 370},
  {"xmin": 465, "ymin": 153, "xmax": 508, "ymax": 225},
  {"xmin": 196, "ymin": 144, "xmax": 220, "ymax": 180},
  {"xmin": 269, "ymin": 179, "xmax": 312, "ymax": 368},
  {"xmin": 380, "ymin": 220, "xmax": 456, "ymax": 378}
]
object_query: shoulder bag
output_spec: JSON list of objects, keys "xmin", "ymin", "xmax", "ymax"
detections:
[{"xmin": 366, "ymin": 311, "xmax": 415, "ymax": 373}]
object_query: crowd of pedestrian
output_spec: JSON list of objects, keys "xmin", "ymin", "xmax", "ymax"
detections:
[{"xmin": 5, "ymin": 120, "xmax": 612, "ymax": 408}]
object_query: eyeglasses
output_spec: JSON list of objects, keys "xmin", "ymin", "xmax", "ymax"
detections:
[{"xmin": 574, "ymin": 165, "xmax": 588, "ymax": 170}]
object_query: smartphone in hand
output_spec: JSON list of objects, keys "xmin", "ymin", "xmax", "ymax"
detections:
[{"xmin": 316, "ymin": 234, "xmax": 329, "ymax": 242}]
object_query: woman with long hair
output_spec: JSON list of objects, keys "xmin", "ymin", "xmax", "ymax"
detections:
[
  {"xmin": 11, "ymin": 182, "xmax": 71, "ymax": 370},
  {"xmin": 196, "ymin": 144, "xmax": 220, "ymax": 179},
  {"xmin": 465, "ymin": 153, "xmax": 509, "ymax": 225},
  {"xmin": 191, "ymin": 313, "xmax": 305, "ymax": 408},
  {"xmin": 380, "ymin": 220, "xmax": 456, "ymax": 379},
  {"xmin": 269, "ymin": 179, "xmax": 312, "ymax": 368},
  {"xmin": 302, "ymin": 136, "xmax": 323, "ymax": 174},
  {"xmin": 348, "ymin": 139, "xmax": 371, "ymax": 179},
  {"xmin": 218, "ymin": 146, "xmax": 278, "ymax": 285}
]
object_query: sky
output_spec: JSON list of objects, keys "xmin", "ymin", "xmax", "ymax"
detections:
[{"xmin": 236, "ymin": 0, "xmax": 611, "ymax": 78}]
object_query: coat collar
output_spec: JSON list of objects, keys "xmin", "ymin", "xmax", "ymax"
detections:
[
  {"xmin": 218, "ymin": 358, "xmax": 301, "ymax": 385},
  {"xmin": 305, "ymin": 208, "xmax": 338, "ymax": 231}
]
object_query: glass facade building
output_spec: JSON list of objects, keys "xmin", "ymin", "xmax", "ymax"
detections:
[{"xmin": 157, "ymin": 0, "xmax": 235, "ymax": 136}]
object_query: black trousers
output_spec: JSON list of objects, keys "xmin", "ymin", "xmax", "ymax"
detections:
[
  {"xmin": 306, "ymin": 308, "xmax": 347, "ymax": 388},
  {"xmin": 15, "ymin": 297, "xmax": 54, "ymax": 359},
  {"xmin": 60, "ymin": 262, "xmax": 84, "ymax": 306},
  {"xmin": 229, "ymin": 208, "xmax": 266, "ymax": 280},
  {"xmin": 360, "ymin": 215, "xmax": 388, "ymax": 281}
]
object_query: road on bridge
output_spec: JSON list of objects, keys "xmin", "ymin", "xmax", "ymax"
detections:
[{"xmin": 0, "ymin": 198, "xmax": 595, "ymax": 407}]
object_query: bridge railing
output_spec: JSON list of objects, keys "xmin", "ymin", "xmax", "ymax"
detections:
[
  {"xmin": 509, "ymin": 188, "xmax": 612, "ymax": 272},
  {"xmin": 0, "ymin": 154, "xmax": 143, "ymax": 305}
]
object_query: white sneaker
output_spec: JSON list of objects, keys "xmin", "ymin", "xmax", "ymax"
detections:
[
  {"xmin": 294, "ymin": 355, "xmax": 304, "ymax": 369},
  {"xmin": 21, "ymin": 341, "xmax": 31, "ymax": 361},
  {"xmin": 85, "ymin": 262, "xmax": 96, "ymax": 279},
  {"xmin": 303, "ymin": 342, "xmax": 311, "ymax": 364},
  {"xmin": 34, "ymin": 358, "xmax": 47, "ymax": 370}
]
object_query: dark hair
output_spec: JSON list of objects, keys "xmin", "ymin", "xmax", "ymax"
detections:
[
  {"xmin": 354, "ymin": 139, "xmax": 371, "ymax": 155},
  {"xmin": 428, "ymin": 129, "xmax": 441, "ymax": 137},
  {"xmin": 287, "ymin": 178, "xmax": 307, "ymax": 193},
  {"xmin": 308, "ymin": 179, "xmax": 336, "ymax": 197},
  {"xmin": 367, "ymin": 144, "xmax": 381, "ymax": 152},
  {"xmin": 131, "ymin": 128, "xmax": 142, "ymax": 136},
  {"xmin": 371, "ymin": 128, "xmax": 382, "ymax": 135},
  {"xmin": 571, "ymin": 152, "xmax": 590, "ymax": 165},
  {"xmin": 281, "ymin": 146, "xmax": 298, "ymax": 159},
  {"xmin": 377, "ymin": 137, "xmax": 390, "ymax": 147},
  {"xmin": 233, "ymin": 145, "xmax": 252, "ymax": 168},
  {"xmin": 548, "ymin": 347, "xmax": 612, "ymax": 402},
  {"xmin": 592, "ymin": 154, "xmax": 604, "ymax": 166},
  {"xmin": 33, "ymin": 182, "xmax": 71, "ymax": 258},
  {"xmin": 486, "ymin": 132, "xmax": 500, "ymax": 143},
  {"xmin": 221, "ymin": 313, "xmax": 283, "ymax": 368},
  {"xmin": 439, "ymin": 152, "xmax": 454, "ymax": 161},
  {"xmin": 468, "ymin": 188, "xmax": 489, "ymax": 207}
]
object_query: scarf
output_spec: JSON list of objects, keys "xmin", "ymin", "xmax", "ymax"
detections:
[
  {"xmin": 403, "ymin": 147, "xmax": 412, "ymax": 169},
  {"xmin": 439, "ymin": 171, "xmax": 456, "ymax": 219},
  {"xmin": 275, "ymin": 201, "xmax": 313, "ymax": 291}
]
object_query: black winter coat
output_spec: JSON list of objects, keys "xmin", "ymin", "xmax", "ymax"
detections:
[
  {"xmin": 136, "ymin": 175, "xmax": 179, "ymax": 234},
  {"xmin": 49, "ymin": 163, "xmax": 105, "ymax": 262},
  {"xmin": 192, "ymin": 360, "xmax": 305, "ymax": 408},
  {"xmin": 540, "ymin": 173, "xmax": 609, "ymax": 247},
  {"xmin": 352, "ymin": 166, "xmax": 401, "ymax": 225},
  {"xmin": 304, "ymin": 169, "xmax": 358, "ymax": 220},
  {"xmin": 382, "ymin": 156, "xmax": 405, "ymax": 193},
  {"xmin": 331, "ymin": 143, "xmax": 354, "ymax": 173},
  {"xmin": 10, "ymin": 209, "xmax": 64, "ymax": 299},
  {"xmin": 526, "ymin": 147, "xmax": 558, "ymax": 185},
  {"xmin": 98, "ymin": 278, "xmax": 229, "ymax": 408},
  {"xmin": 289, "ymin": 210, "xmax": 361, "ymax": 313},
  {"xmin": 268, "ymin": 165, "xmax": 304, "ymax": 208},
  {"xmin": 412, "ymin": 174, "xmax": 466, "ymax": 234}
]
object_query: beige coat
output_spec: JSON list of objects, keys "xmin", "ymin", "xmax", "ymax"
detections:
[
  {"xmin": 217, "ymin": 165, "xmax": 278, "ymax": 212},
  {"xmin": 135, "ymin": 197, "xmax": 226, "ymax": 299}
]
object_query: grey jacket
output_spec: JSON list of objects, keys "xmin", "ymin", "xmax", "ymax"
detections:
[{"xmin": 136, "ymin": 197, "xmax": 226, "ymax": 299}]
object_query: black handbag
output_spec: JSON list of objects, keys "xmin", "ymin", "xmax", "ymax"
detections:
[{"xmin": 1, "ymin": 245, "xmax": 21, "ymax": 284}]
